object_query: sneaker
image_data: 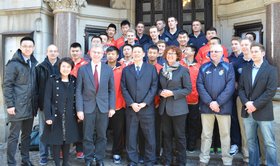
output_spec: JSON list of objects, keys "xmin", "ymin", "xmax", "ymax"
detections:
[
  {"xmin": 229, "ymin": 144, "xmax": 238, "ymax": 156},
  {"xmin": 113, "ymin": 154, "xmax": 121, "ymax": 164},
  {"xmin": 60, "ymin": 151, "xmax": 63, "ymax": 159},
  {"xmin": 76, "ymin": 152, "xmax": 84, "ymax": 159},
  {"xmin": 210, "ymin": 148, "xmax": 215, "ymax": 154},
  {"xmin": 39, "ymin": 158, "xmax": 48, "ymax": 165},
  {"xmin": 139, "ymin": 156, "xmax": 144, "ymax": 164},
  {"xmin": 217, "ymin": 147, "xmax": 222, "ymax": 154}
]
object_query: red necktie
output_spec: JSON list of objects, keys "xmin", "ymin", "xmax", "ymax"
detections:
[{"xmin": 94, "ymin": 65, "xmax": 99, "ymax": 92}]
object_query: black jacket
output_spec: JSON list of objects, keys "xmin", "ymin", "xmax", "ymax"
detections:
[
  {"xmin": 3, "ymin": 49, "xmax": 38, "ymax": 121},
  {"xmin": 238, "ymin": 60, "xmax": 278, "ymax": 121},
  {"xmin": 35, "ymin": 57, "xmax": 60, "ymax": 111},
  {"xmin": 41, "ymin": 75, "xmax": 80, "ymax": 145}
]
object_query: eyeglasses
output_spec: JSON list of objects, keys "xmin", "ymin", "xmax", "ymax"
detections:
[{"xmin": 209, "ymin": 50, "xmax": 222, "ymax": 54}]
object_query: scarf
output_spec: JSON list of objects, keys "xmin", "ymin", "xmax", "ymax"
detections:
[{"xmin": 162, "ymin": 62, "xmax": 180, "ymax": 80}]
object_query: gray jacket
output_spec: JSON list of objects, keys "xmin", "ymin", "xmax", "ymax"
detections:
[{"xmin": 3, "ymin": 49, "xmax": 38, "ymax": 121}]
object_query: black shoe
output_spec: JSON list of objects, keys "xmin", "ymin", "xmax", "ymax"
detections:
[
  {"xmin": 96, "ymin": 161, "xmax": 104, "ymax": 166},
  {"xmin": 21, "ymin": 161, "xmax": 34, "ymax": 166}
]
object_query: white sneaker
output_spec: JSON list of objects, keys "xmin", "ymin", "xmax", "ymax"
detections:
[
  {"xmin": 230, "ymin": 144, "xmax": 238, "ymax": 155},
  {"xmin": 113, "ymin": 154, "xmax": 121, "ymax": 164}
]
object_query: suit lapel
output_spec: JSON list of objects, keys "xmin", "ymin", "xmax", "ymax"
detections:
[
  {"xmin": 129, "ymin": 64, "xmax": 138, "ymax": 78},
  {"xmin": 85, "ymin": 63, "xmax": 96, "ymax": 89},
  {"xmin": 100, "ymin": 63, "xmax": 105, "ymax": 86},
  {"xmin": 138, "ymin": 63, "xmax": 146, "ymax": 79}
]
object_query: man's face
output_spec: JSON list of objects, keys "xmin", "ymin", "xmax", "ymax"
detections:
[
  {"xmin": 192, "ymin": 21, "xmax": 201, "ymax": 33},
  {"xmin": 149, "ymin": 27, "xmax": 159, "ymax": 40},
  {"xmin": 90, "ymin": 47, "xmax": 103, "ymax": 62},
  {"xmin": 206, "ymin": 30, "xmax": 217, "ymax": 41},
  {"xmin": 70, "ymin": 47, "xmax": 82, "ymax": 60},
  {"xmin": 168, "ymin": 17, "xmax": 177, "ymax": 29},
  {"xmin": 177, "ymin": 33, "xmax": 189, "ymax": 46},
  {"xmin": 245, "ymin": 34, "xmax": 254, "ymax": 41},
  {"xmin": 148, "ymin": 48, "xmax": 159, "ymax": 61},
  {"xmin": 20, "ymin": 40, "xmax": 35, "ymax": 58},
  {"xmin": 251, "ymin": 46, "xmax": 265, "ymax": 63},
  {"xmin": 136, "ymin": 23, "xmax": 145, "ymax": 35},
  {"xmin": 132, "ymin": 47, "xmax": 144, "ymax": 62},
  {"xmin": 106, "ymin": 27, "xmax": 116, "ymax": 38},
  {"xmin": 121, "ymin": 24, "xmax": 130, "ymax": 36},
  {"xmin": 182, "ymin": 47, "xmax": 194, "ymax": 58},
  {"xmin": 231, "ymin": 40, "xmax": 241, "ymax": 53},
  {"xmin": 241, "ymin": 39, "xmax": 251, "ymax": 55},
  {"xmin": 127, "ymin": 32, "xmax": 135, "ymax": 44},
  {"xmin": 157, "ymin": 43, "xmax": 166, "ymax": 54},
  {"xmin": 46, "ymin": 45, "xmax": 59, "ymax": 61},
  {"xmin": 91, "ymin": 38, "xmax": 102, "ymax": 47},
  {"xmin": 156, "ymin": 20, "xmax": 165, "ymax": 31},
  {"xmin": 209, "ymin": 39, "xmax": 219, "ymax": 46},
  {"xmin": 123, "ymin": 46, "xmax": 132, "ymax": 58},
  {"xmin": 100, "ymin": 35, "xmax": 108, "ymax": 44},
  {"xmin": 106, "ymin": 50, "xmax": 118, "ymax": 63},
  {"xmin": 209, "ymin": 45, "xmax": 223, "ymax": 64}
]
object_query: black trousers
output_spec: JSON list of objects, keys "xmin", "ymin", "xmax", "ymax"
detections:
[
  {"xmin": 185, "ymin": 104, "xmax": 201, "ymax": 149},
  {"xmin": 109, "ymin": 108, "xmax": 126, "ymax": 155},
  {"xmin": 83, "ymin": 108, "xmax": 109, "ymax": 163},
  {"xmin": 53, "ymin": 143, "xmax": 70, "ymax": 166},
  {"xmin": 7, "ymin": 118, "xmax": 34, "ymax": 166},
  {"xmin": 75, "ymin": 122, "xmax": 83, "ymax": 153},
  {"xmin": 162, "ymin": 112, "xmax": 187, "ymax": 166}
]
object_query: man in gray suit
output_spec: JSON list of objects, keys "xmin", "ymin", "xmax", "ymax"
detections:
[
  {"xmin": 76, "ymin": 45, "xmax": 116, "ymax": 166},
  {"xmin": 121, "ymin": 45, "xmax": 158, "ymax": 166}
]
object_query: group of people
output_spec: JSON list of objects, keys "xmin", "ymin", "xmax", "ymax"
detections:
[{"xmin": 3, "ymin": 17, "xmax": 278, "ymax": 166}]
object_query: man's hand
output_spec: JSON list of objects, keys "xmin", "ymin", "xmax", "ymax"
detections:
[
  {"xmin": 138, "ymin": 103, "xmax": 147, "ymax": 109},
  {"xmin": 7, "ymin": 107, "xmax": 16, "ymax": 115},
  {"xmin": 160, "ymin": 89, "xmax": 174, "ymax": 98},
  {"xmin": 131, "ymin": 103, "xmax": 141, "ymax": 112},
  {"xmin": 46, "ymin": 120, "xmax": 53, "ymax": 125},
  {"xmin": 210, "ymin": 101, "xmax": 220, "ymax": 113},
  {"xmin": 245, "ymin": 101, "xmax": 256, "ymax": 113},
  {"xmin": 77, "ymin": 111, "xmax": 84, "ymax": 120},
  {"xmin": 108, "ymin": 109, "xmax": 116, "ymax": 117}
]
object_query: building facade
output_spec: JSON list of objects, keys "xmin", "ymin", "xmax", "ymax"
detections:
[{"xmin": 0, "ymin": 1, "xmax": 280, "ymax": 157}]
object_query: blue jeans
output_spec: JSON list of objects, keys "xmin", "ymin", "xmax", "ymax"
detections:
[
  {"xmin": 243, "ymin": 114, "xmax": 278, "ymax": 166},
  {"xmin": 38, "ymin": 110, "xmax": 49, "ymax": 160}
]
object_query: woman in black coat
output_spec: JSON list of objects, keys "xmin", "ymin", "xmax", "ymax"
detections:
[
  {"xmin": 42, "ymin": 57, "xmax": 80, "ymax": 166},
  {"xmin": 158, "ymin": 46, "xmax": 192, "ymax": 166}
]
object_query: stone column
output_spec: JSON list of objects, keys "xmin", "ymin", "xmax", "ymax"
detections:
[
  {"xmin": 44, "ymin": 0, "xmax": 87, "ymax": 57},
  {"xmin": 265, "ymin": 0, "xmax": 280, "ymax": 86}
]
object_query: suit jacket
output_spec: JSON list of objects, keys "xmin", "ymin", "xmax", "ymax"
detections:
[
  {"xmin": 158, "ymin": 65, "xmax": 192, "ymax": 116},
  {"xmin": 121, "ymin": 63, "xmax": 158, "ymax": 115},
  {"xmin": 238, "ymin": 60, "xmax": 278, "ymax": 121},
  {"xmin": 76, "ymin": 62, "xmax": 115, "ymax": 114}
]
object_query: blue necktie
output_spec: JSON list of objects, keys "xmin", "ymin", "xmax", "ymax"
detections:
[{"xmin": 136, "ymin": 66, "xmax": 140, "ymax": 76}]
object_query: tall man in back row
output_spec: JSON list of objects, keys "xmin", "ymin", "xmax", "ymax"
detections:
[
  {"xmin": 4, "ymin": 36, "xmax": 38, "ymax": 166},
  {"xmin": 121, "ymin": 45, "xmax": 158, "ymax": 166}
]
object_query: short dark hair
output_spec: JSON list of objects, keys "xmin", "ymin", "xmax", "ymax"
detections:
[
  {"xmin": 58, "ymin": 57, "xmax": 75, "ymax": 71},
  {"xmin": 20, "ymin": 36, "xmax": 35, "ymax": 45},
  {"xmin": 178, "ymin": 30, "xmax": 189, "ymax": 36},
  {"xmin": 123, "ymin": 43, "xmax": 133, "ymax": 49},
  {"xmin": 210, "ymin": 37, "xmax": 221, "ymax": 44},
  {"xmin": 155, "ymin": 19, "xmax": 165, "ymax": 25},
  {"xmin": 206, "ymin": 27, "xmax": 217, "ymax": 33},
  {"xmin": 246, "ymin": 32, "xmax": 256, "ymax": 41},
  {"xmin": 132, "ymin": 45, "xmax": 144, "ymax": 52},
  {"xmin": 70, "ymin": 42, "xmax": 81, "ymax": 49},
  {"xmin": 136, "ymin": 21, "xmax": 145, "ymax": 27},
  {"xmin": 231, "ymin": 36, "xmax": 241, "ymax": 42},
  {"xmin": 192, "ymin": 20, "xmax": 202, "ymax": 25},
  {"xmin": 99, "ymin": 32, "xmax": 108, "ymax": 37},
  {"xmin": 121, "ymin": 20, "xmax": 130, "ymax": 27},
  {"xmin": 91, "ymin": 35, "xmax": 102, "ymax": 42},
  {"xmin": 106, "ymin": 46, "xmax": 119, "ymax": 54},
  {"xmin": 251, "ymin": 42, "xmax": 265, "ymax": 52},
  {"xmin": 148, "ymin": 45, "xmax": 159, "ymax": 52},
  {"xmin": 163, "ymin": 46, "xmax": 182, "ymax": 61},
  {"xmin": 107, "ymin": 23, "xmax": 117, "ymax": 30},
  {"xmin": 186, "ymin": 45, "xmax": 197, "ymax": 53}
]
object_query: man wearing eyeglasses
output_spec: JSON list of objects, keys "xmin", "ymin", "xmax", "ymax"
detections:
[
  {"xmin": 197, "ymin": 44, "xmax": 235, "ymax": 166},
  {"xmin": 3, "ymin": 36, "xmax": 38, "ymax": 166}
]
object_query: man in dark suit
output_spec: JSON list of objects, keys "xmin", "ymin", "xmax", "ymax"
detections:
[
  {"xmin": 76, "ymin": 45, "xmax": 116, "ymax": 166},
  {"xmin": 121, "ymin": 45, "xmax": 158, "ymax": 166},
  {"xmin": 238, "ymin": 43, "xmax": 278, "ymax": 165}
]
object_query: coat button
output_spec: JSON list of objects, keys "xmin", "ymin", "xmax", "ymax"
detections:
[
  {"xmin": 56, "ymin": 80, "xmax": 59, "ymax": 83},
  {"xmin": 55, "ymin": 101, "xmax": 58, "ymax": 103},
  {"xmin": 56, "ymin": 87, "xmax": 59, "ymax": 90},
  {"xmin": 56, "ymin": 94, "xmax": 59, "ymax": 96}
]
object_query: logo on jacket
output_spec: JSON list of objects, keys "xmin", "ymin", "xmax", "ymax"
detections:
[
  {"xmin": 219, "ymin": 69, "xmax": 224, "ymax": 76},
  {"xmin": 238, "ymin": 68, "xmax": 242, "ymax": 74},
  {"xmin": 165, "ymin": 37, "xmax": 169, "ymax": 42},
  {"xmin": 206, "ymin": 70, "xmax": 211, "ymax": 74}
]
